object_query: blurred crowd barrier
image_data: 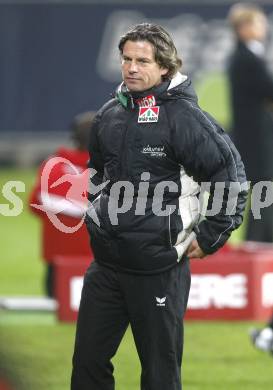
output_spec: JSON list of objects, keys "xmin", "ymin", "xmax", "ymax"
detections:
[{"xmin": 52, "ymin": 243, "xmax": 273, "ymax": 323}]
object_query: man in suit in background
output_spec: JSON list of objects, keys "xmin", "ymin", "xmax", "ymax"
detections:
[{"xmin": 228, "ymin": 2, "xmax": 273, "ymax": 354}]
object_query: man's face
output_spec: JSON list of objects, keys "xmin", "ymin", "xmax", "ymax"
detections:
[
  {"xmin": 251, "ymin": 15, "xmax": 268, "ymax": 42},
  {"xmin": 121, "ymin": 40, "xmax": 168, "ymax": 92},
  {"xmin": 240, "ymin": 14, "xmax": 268, "ymax": 42}
]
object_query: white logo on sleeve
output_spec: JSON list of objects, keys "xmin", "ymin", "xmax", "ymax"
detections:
[{"xmin": 156, "ymin": 296, "xmax": 167, "ymax": 307}]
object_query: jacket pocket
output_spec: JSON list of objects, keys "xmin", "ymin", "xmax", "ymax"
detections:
[
  {"xmin": 167, "ymin": 195, "xmax": 200, "ymax": 248},
  {"xmin": 85, "ymin": 213, "xmax": 118, "ymax": 262},
  {"xmin": 166, "ymin": 208, "xmax": 183, "ymax": 248}
]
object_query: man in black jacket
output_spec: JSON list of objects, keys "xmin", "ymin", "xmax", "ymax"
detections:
[
  {"xmin": 71, "ymin": 23, "xmax": 247, "ymax": 389},
  {"xmin": 228, "ymin": 2, "xmax": 273, "ymax": 357},
  {"xmin": 228, "ymin": 3, "xmax": 273, "ymax": 242}
]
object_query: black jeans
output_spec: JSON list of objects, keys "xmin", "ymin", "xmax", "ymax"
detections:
[
  {"xmin": 246, "ymin": 182, "xmax": 273, "ymax": 243},
  {"xmin": 71, "ymin": 260, "xmax": 191, "ymax": 390}
]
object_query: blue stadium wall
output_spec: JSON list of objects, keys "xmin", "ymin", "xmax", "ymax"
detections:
[{"xmin": 1, "ymin": 2, "xmax": 273, "ymax": 132}]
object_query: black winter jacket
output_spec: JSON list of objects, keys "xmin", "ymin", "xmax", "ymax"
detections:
[
  {"xmin": 86, "ymin": 73, "xmax": 248, "ymax": 274},
  {"xmin": 228, "ymin": 40, "xmax": 273, "ymax": 182}
]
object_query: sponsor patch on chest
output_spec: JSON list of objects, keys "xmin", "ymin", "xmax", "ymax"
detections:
[
  {"xmin": 138, "ymin": 106, "xmax": 160, "ymax": 123},
  {"xmin": 141, "ymin": 144, "xmax": 166, "ymax": 158}
]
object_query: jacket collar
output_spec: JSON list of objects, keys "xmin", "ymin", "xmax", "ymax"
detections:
[{"xmin": 116, "ymin": 72, "xmax": 188, "ymax": 108}]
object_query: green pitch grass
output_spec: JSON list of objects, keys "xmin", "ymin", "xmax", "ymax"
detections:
[
  {"xmin": 195, "ymin": 71, "xmax": 231, "ymax": 130},
  {"xmin": 0, "ymin": 168, "xmax": 44, "ymax": 295},
  {"xmin": 0, "ymin": 313, "xmax": 272, "ymax": 390}
]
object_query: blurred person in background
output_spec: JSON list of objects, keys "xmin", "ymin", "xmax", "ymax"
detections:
[
  {"xmin": 71, "ymin": 23, "xmax": 247, "ymax": 390},
  {"xmin": 228, "ymin": 3, "xmax": 273, "ymax": 242},
  {"xmin": 228, "ymin": 3, "xmax": 273, "ymax": 355},
  {"xmin": 29, "ymin": 111, "xmax": 95, "ymax": 298}
]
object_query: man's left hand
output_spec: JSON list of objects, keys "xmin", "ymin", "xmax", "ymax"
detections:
[{"xmin": 186, "ymin": 239, "xmax": 206, "ymax": 259}]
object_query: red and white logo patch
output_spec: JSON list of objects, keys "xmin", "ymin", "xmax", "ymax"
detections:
[
  {"xmin": 138, "ymin": 106, "xmax": 160, "ymax": 123},
  {"xmin": 135, "ymin": 94, "xmax": 156, "ymax": 107}
]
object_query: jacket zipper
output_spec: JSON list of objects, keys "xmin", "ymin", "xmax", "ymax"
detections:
[
  {"xmin": 168, "ymin": 210, "xmax": 172, "ymax": 248},
  {"xmin": 119, "ymin": 124, "xmax": 129, "ymax": 178},
  {"xmin": 119, "ymin": 103, "xmax": 135, "ymax": 178}
]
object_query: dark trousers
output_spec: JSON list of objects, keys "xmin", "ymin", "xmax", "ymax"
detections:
[
  {"xmin": 246, "ymin": 182, "xmax": 273, "ymax": 243},
  {"xmin": 71, "ymin": 260, "xmax": 191, "ymax": 390},
  {"xmin": 45, "ymin": 263, "xmax": 54, "ymax": 298},
  {"xmin": 247, "ymin": 205, "xmax": 273, "ymax": 242}
]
